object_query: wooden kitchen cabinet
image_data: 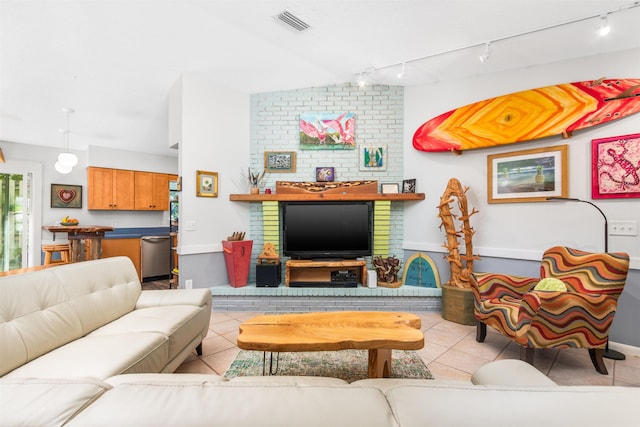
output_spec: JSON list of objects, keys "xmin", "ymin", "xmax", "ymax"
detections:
[
  {"xmin": 88, "ymin": 167, "xmax": 135, "ymax": 210},
  {"xmin": 101, "ymin": 238, "xmax": 142, "ymax": 280},
  {"xmin": 134, "ymin": 172, "xmax": 175, "ymax": 210}
]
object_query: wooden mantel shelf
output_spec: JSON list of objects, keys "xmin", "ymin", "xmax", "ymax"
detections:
[{"xmin": 229, "ymin": 193, "xmax": 425, "ymax": 202}]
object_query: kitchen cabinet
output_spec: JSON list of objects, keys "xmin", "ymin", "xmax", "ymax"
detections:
[
  {"xmin": 134, "ymin": 172, "xmax": 176, "ymax": 210},
  {"xmin": 88, "ymin": 167, "xmax": 135, "ymax": 210},
  {"xmin": 101, "ymin": 238, "xmax": 141, "ymax": 280}
]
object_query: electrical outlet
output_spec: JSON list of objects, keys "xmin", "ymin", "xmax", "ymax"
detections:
[
  {"xmin": 185, "ymin": 279, "xmax": 193, "ymax": 289},
  {"xmin": 609, "ymin": 220, "xmax": 638, "ymax": 236}
]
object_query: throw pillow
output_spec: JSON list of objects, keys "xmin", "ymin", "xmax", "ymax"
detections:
[{"xmin": 534, "ymin": 277, "xmax": 567, "ymax": 292}]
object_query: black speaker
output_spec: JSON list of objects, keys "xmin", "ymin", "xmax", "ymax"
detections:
[{"xmin": 256, "ymin": 262, "xmax": 281, "ymax": 287}]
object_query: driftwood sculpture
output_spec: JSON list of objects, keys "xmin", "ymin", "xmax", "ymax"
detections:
[
  {"xmin": 437, "ymin": 178, "xmax": 480, "ymax": 288},
  {"xmin": 372, "ymin": 255, "xmax": 401, "ymax": 286}
]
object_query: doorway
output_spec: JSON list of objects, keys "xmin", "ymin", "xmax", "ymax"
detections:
[{"xmin": 0, "ymin": 172, "xmax": 30, "ymax": 271}]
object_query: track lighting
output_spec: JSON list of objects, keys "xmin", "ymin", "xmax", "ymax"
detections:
[
  {"xmin": 479, "ymin": 42, "xmax": 492, "ymax": 63},
  {"xmin": 397, "ymin": 62, "xmax": 406, "ymax": 79},
  {"xmin": 596, "ymin": 14, "xmax": 611, "ymax": 36}
]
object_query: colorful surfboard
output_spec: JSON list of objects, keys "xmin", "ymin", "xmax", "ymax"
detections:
[{"xmin": 413, "ymin": 78, "xmax": 640, "ymax": 153}]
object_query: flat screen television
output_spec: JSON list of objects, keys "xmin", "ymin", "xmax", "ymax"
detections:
[{"xmin": 282, "ymin": 201, "xmax": 373, "ymax": 260}]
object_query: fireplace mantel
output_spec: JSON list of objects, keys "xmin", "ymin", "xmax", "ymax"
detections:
[{"xmin": 229, "ymin": 193, "xmax": 425, "ymax": 202}]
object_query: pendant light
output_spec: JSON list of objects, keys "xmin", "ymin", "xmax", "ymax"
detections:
[{"xmin": 54, "ymin": 107, "xmax": 78, "ymax": 174}]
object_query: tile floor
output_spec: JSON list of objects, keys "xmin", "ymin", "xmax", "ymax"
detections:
[{"xmin": 176, "ymin": 310, "xmax": 640, "ymax": 387}]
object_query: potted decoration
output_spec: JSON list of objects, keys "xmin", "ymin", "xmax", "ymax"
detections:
[
  {"xmin": 437, "ymin": 178, "xmax": 480, "ymax": 325},
  {"xmin": 248, "ymin": 168, "xmax": 265, "ymax": 194}
]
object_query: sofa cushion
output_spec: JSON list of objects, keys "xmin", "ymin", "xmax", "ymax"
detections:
[
  {"xmin": 385, "ymin": 383, "xmax": 640, "ymax": 427},
  {"xmin": 0, "ymin": 257, "xmax": 141, "ymax": 376},
  {"xmin": 3, "ymin": 332, "xmax": 168, "ymax": 380},
  {"xmin": 0, "ymin": 377, "xmax": 111, "ymax": 426},
  {"xmin": 471, "ymin": 359, "xmax": 557, "ymax": 386},
  {"xmin": 67, "ymin": 381, "xmax": 399, "ymax": 427}
]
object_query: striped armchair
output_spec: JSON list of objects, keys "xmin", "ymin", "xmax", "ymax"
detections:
[{"xmin": 473, "ymin": 246, "xmax": 630, "ymax": 374}]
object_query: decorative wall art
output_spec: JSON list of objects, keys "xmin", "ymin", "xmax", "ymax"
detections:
[
  {"xmin": 264, "ymin": 151, "xmax": 296, "ymax": 173},
  {"xmin": 51, "ymin": 184, "xmax": 82, "ymax": 208},
  {"xmin": 402, "ymin": 179, "xmax": 416, "ymax": 193},
  {"xmin": 299, "ymin": 112, "xmax": 355, "ymax": 150},
  {"xmin": 487, "ymin": 144, "xmax": 568, "ymax": 203},
  {"xmin": 592, "ymin": 133, "xmax": 640, "ymax": 199},
  {"xmin": 196, "ymin": 170, "xmax": 218, "ymax": 197},
  {"xmin": 359, "ymin": 145, "xmax": 387, "ymax": 171},
  {"xmin": 315, "ymin": 167, "xmax": 335, "ymax": 182},
  {"xmin": 413, "ymin": 78, "xmax": 640, "ymax": 153}
]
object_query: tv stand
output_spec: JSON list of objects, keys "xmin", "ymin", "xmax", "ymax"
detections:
[{"xmin": 286, "ymin": 259, "xmax": 368, "ymax": 288}]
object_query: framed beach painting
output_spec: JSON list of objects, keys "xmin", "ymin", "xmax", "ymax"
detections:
[
  {"xmin": 487, "ymin": 145, "xmax": 568, "ymax": 203},
  {"xmin": 591, "ymin": 133, "xmax": 640, "ymax": 199}
]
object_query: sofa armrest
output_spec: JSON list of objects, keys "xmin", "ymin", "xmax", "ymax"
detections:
[
  {"xmin": 135, "ymin": 289, "xmax": 211, "ymax": 310},
  {"xmin": 471, "ymin": 360, "xmax": 557, "ymax": 386}
]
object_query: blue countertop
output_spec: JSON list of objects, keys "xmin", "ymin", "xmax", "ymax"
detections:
[{"xmin": 105, "ymin": 227, "xmax": 172, "ymax": 239}]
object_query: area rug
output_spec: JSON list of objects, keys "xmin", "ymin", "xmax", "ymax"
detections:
[{"xmin": 224, "ymin": 349, "xmax": 433, "ymax": 383}]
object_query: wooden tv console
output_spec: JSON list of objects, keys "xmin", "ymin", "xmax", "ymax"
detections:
[{"xmin": 285, "ymin": 259, "xmax": 367, "ymax": 288}]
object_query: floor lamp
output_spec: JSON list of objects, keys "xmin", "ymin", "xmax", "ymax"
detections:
[{"xmin": 546, "ymin": 196, "xmax": 626, "ymax": 361}]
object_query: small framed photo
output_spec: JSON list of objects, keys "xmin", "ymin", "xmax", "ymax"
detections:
[
  {"xmin": 196, "ymin": 170, "xmax": 218, "ymax": 197},
  {"xmin": 316, "ymin": 167, "xmax": 335, "ymax": 182},
  {"xmin": 264, "ymin": 151, "xmax": 296, "ymax": 173},
  {"xmin": 51, "ymin": 184, "xmax": 82, "ymax": 208},
  {"xmin": 402, "ymin": 179, "xmax": 416, "ymax": 193},
  {"xmin": 359, "ymin": 145, "xmax": 387, "ymax": 171},
  {"xmin": 381, "ymin": 183, "xmax": 399, "ymax": 194}
]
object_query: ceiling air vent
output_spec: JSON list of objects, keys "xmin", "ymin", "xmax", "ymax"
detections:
[{"xmin": 277, "ymin": 10, "xmax": 310, "ymax": 32}]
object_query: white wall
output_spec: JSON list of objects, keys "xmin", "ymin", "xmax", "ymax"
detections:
[
  {"xmin": 403, "ymin": 47, "xmax": 640, "ymax": 269},
  {"xmin": 176, "ymin": 74, "xmax": 250, "ymax": 287}
]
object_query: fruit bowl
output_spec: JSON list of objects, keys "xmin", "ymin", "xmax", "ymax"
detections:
[{"xmin": 61, "ymin": 221, "xmax": 79, "ymax": 226}]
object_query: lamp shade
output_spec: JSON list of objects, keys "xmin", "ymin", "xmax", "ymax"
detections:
[
  {"xmin": 54, "ymin": 161, "xmax": 73, "ymax": 174},
  {"xmin": 57, "ymin": 152, "xmax": 78, "ymax": 168}
]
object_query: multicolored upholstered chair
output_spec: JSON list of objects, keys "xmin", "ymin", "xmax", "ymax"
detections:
[{"xmin": 472, "ymin": 246, "xmax": 630, "ymax": 375}]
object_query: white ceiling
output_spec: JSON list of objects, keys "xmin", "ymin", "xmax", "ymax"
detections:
[{"xmin": 2, "ymin": 0, "xmax": 640, "ymax": 157}]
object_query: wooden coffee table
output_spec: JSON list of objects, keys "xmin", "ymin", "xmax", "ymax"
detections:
[{"xmin": 237, "ymin": 311, "xmax": 424, "ymax": 378}]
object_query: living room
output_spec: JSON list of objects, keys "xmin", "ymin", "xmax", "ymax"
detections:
[{"xmin": 2, "ymin": 1, "xmax": 640, "ymax": 423}]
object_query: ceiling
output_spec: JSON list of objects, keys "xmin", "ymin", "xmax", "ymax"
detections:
[{"xmin": 2, "ymin": 0, "xmax": 640, "ymax": 157}]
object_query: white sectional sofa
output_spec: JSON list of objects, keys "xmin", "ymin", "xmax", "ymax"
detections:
[
  {"xmin": 0, "ymin": 256, "xmax": 211, "ymax": 380},
  {"xmin": 1, "ymin": 257, "xmax": 638, "ymax": 426}
]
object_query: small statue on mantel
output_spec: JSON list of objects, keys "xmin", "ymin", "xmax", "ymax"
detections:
[{"xmin": 372, "ymin": 255, "xmax": 402, "ymax": 287}]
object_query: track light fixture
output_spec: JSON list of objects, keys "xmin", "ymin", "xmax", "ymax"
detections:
[
  {"xmin": 479, "ymin": 42, "xmax": 492, "ymax": 63},
  {"xmin": 354, "ymin": 2, "xmax": 638, "ymax": 84},
  {"xmin": 596, "ymin": 14, "xmax": 611, "ymax": 36},
  {"xmin": 397, "ymin": 62, "xmax": 406, "ymax": 79}
]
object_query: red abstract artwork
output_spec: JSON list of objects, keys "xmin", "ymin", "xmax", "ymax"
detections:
[{"xmin": 592, "ymin": 133, "xmax": 640, "ymax": 199}]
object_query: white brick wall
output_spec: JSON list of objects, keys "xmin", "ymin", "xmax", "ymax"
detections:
[{"xmin": 248, "ymin": 83, "xmax": 405, "ymax": 281}]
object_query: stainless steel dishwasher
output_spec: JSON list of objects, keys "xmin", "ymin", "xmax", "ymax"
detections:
[{"xmin": 141, "ymin": 235, "xmax": 171, "ymax": 281}]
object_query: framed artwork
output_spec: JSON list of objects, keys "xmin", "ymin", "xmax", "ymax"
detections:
[
  {"xmin": 299, "ymin": 112, "xmax": 355, "ymax": 150},
  {"xmin": 402, "ymin": 179, "xmax": 416, "ymax": 193},
  {"xmin": 264, "ymin": 151, "xmax": 296, "ymax": 172},
  {"xmin": 592, "ymin": 133, "xmax": 640, "ymax": 199},
  {"xmin": 487, "ymin": 144, "xmax": 568, "ymax": 203},
  {"xmin": 359, "ymin": 145, "xmax": 387, "ymax": 171},
  {"xmin": 316, "ymin": 167, "xmax": 335, "ymax": 182},
  {"xmin": 381, "ymin": 183, "xmax": 399, "ymax": 194},
  {"xmin": 196, "ymin": 170, "xmax": 218, "ymax": 197},
  {"xmin": 51, "ymin": 184, "xmax": 82, "ymax": 208}
]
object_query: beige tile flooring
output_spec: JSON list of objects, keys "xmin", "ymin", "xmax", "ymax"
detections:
[{"xmin": 176, "ymin": 311, "xmax": 640, "ymax": 387}]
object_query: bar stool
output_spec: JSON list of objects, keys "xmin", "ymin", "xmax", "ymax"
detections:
[{"xmin": 42, "ymin": 243, "xmax": 71, "ymax": 265}]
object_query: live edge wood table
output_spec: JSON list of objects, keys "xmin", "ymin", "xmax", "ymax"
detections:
[
  {"xmin": 237, "ymin": 311, "xmax": 424, "ymax": 378},
  {"xmin": 42, "ymin": 225, "xmax": 114, "ymax": 263}
]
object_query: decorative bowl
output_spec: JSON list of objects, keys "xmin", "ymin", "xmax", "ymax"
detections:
[{"xmin": 61, "ymin": 221, "xmax": 79, "ymax": 226}]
